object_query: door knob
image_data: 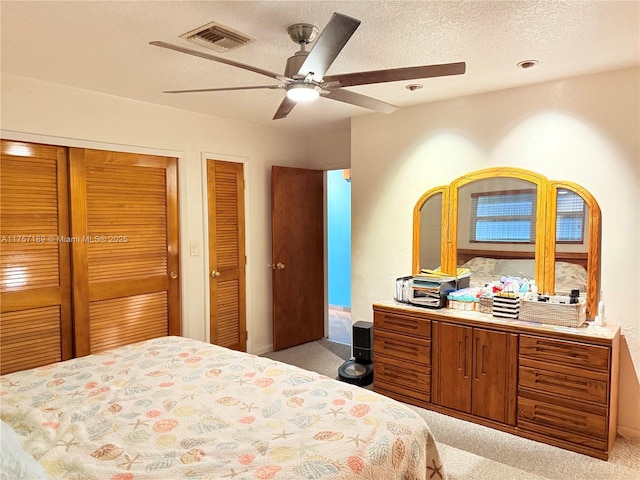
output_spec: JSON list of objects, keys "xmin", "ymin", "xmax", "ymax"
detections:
[
  {"xmin": 170, "ymin": 271, "xmax": 178, "ymax": 279},
  {"xmin": 276, "ymin": 263, "xmax": 285, "ymax": 270},
  {"xmin": 211, "ymin": 270, "xmax": 221, "ymax": 278}
]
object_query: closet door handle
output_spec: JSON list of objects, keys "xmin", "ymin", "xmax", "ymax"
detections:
[
  {"xmin": 170, "ymin": 271, "xmax": 178, "ymax": 279},
  {"xmin": 211, "ymin": 270, "xmax": 221, "ymax": 278}
]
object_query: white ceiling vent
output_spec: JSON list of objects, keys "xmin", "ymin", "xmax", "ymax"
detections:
[{"xmin": 180, "ymin": 21, "xmax": 253, "ymax": 53}]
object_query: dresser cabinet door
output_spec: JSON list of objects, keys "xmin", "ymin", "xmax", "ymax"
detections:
[
  {"xmin": 471, "ymin": 328, "xmax": 510, "ymax": 423},
  {"xmin": 436, "ymin": 322, "xmax": 514, "ymax": 424},
  {"xmin": 436, "ymin": 322, "xmax": 472, "ymax": 413}
]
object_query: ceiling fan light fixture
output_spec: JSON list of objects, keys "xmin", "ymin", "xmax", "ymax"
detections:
[{"xmin": 286, "ymin": 83, "xmax": 321, "ymax": 102}]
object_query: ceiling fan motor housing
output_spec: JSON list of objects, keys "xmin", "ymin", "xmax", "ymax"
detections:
[{"xmin": 284, "ymin": 51, "xmax": 310, "ymax": 78}]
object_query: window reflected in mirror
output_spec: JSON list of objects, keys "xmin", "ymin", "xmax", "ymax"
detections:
[
  {"xmin": 554, "ymin": 188, "xmax": 589, "ymax": 296},
  {"xmin": 457, "ymin": 177, "xmax": 537, "ymax": 287}
]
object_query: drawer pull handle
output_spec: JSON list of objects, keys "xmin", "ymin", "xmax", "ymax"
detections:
[
  {"xmin": 536, "ymin": 412, "xmax": 586, "ymax": 429},
  {"xmin": 464, "ymin": 335, "xmax": 469, "ymax": 377},
  {"xmin": 532, "ymin": 403, "xmax": 587, "ymax": 426},
  {"xmin": 384, "ymin": 318, "xmax": 418, "ymax": 330},
  {"xmin": 534, "ymin": 410, "xmax": 588, "ymax": 429},
  {"xmin": 535, "ymin": 342, "xmax": 589, "ymax": 360},
  {"xmin": 383, "ymin": 369, "xmax": 416, "ymax": 382},
  {"xmin": 383, "ymin": 341, "xmax": 420, "ymax": 355},
  {"xmin": 537, "ymin": 375, "xmax": 589, "ymax": 389}
]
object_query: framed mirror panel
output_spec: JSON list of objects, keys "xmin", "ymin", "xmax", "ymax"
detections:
[
  {"xmin": 443, "ymin": 168, "xmax": 547, "ymax": 284},
  {"xmin": 546, "ymin": 181, "xmax": 601, "ymax": 317},
  {"xmin": 412, "ymin": 187, "xmax": 446, "ymax": 274}
]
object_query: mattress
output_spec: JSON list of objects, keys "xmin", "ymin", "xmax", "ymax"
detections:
[{"xmin": 0, "ymin": 336, "xmax": 446, "ymax": 479}]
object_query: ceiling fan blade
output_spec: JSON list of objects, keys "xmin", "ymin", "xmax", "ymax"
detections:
[
  {"xmin": 323, "ymin": 62, "xmax": 466, "ymax": 87},
  {"xmin": 150, "ymin": 41, "xmax": 290, "ymax": 83},
  {"xmin": 297, "ymin": 13, "xmax": 361, "ymax": 81},
  {"xmin": 273, "ymin": 97, "xmax": 297, "ymax": 120},
  {"xmin": 321, "ymin": 88, "xmax": 398, "ymax": 114},
  {"xmin": 164, "ymin": 85, "xmax": 283, "ymax": 94}
]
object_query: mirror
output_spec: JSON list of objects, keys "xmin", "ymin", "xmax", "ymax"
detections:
[
  {"xmin": 549, "ymin": 182, "xmax": 600, "ymax": 316},
  {"xmin": 413, "ymin": 188, "xmax": 444, "ymax": 273},
  {"xmin": 413, "ymin": 168, "xmax": 601, "ymax": 317},
  {"xmin": 456, "ymin": 177, "xmax": 538, "ymax": 284}
]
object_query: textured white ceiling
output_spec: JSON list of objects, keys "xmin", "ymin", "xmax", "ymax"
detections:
[{"xmin": 1, "ymin": 1, "xmax": 639, "ymax": 134}]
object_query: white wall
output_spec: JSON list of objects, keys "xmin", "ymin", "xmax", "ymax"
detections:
[
  {"xmin": 308, "ymin": 128, "xmax": 351, "ymax": 170},
  {"xmin": 0, "ymin": 73, "xmax": 315, "ymax": 355},
  {"xmin": 351, "ymin": 67, "xmax": 640, "ymax": 435}
]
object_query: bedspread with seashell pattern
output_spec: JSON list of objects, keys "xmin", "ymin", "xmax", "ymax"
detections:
[{"xmin": 0, "ymin": 336, "xmax": 446, "ymax": 480}]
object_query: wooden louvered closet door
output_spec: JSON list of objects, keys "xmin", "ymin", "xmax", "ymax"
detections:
[
  {"xmin": 207, "ymin": 160, "xmax": 246, "ymax": 351},
  {"xmin": 0, "ymin": 140, "xmax": 73, "ymax": 374},
  {"xmin": 69, "ymin": 149, "xmax": 180, "ymax": 356}
]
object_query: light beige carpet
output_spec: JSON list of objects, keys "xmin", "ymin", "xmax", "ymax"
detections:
[{"xmin": 261, "ymin": 339, "xmax": 640, "ymax": 480}]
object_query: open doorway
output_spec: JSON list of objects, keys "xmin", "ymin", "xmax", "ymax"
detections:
[{"xmin": 327, "ymin": 169, "xmax": 352, "ymax": 345}]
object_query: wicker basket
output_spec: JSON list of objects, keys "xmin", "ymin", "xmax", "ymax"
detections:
[
  {"xmin": 478, "ymin": 297, "xmax": 493, "ymax": 314},
  {"xmin": 519, "ymin": 297, "xmax": 586, "ymax": 327}
]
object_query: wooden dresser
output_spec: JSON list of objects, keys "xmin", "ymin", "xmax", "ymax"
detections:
[{"xmin": 373, "ymin": 301, "xmax": 620, "ymax": 460}]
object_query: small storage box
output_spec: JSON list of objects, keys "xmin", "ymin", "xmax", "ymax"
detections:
[
  {"xmin": 447, "ymin": 299, "xmax": 477, "ymax": 311},
  {"xmin": 519, "ymin": 297, "xmax": 586, "ymax": 328},
  {"xmin": 478, "ymin": 297, "xmax": 493, "ymax": 314},
  {"xmin": 492, "ymin": 295, "xmax": 520, "ymax": 319}
]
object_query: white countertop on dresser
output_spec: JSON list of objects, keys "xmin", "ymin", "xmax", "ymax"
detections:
[{"xmin": 374, "ymin": 300, "xmax": 620, "ymax": 341}]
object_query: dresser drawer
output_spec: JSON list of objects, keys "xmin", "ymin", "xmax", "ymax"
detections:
[
  {"xmin": 519, "ymin": 358, "xmax": 608, "ymax": 404},
  {"xmin": 375, "ymin": 380, "xmax": 431, "ymax": 405},
  {"xmin": 520, "ymin": 335, "xmax": 609, "ymax": 371},
  {"xmin": 374, "ymin": 329, "xmax": 430, "ymax": 365},
  {"xmin": 375, "ymin": 353, "xmax": 431, "ymax": 396},
  {"xmin": 518, "ymin": 394, "xmax": 607, "ymax": 441},
  {"xmin": 374, "ymin": 310, "xmax": 431, "ymax": 338}
]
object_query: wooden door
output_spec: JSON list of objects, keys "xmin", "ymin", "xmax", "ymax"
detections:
[
  {"xmin": 207, "ymin": 160, "xmax": 246, "ymax": 351},
  {"xmin": 471, "ymin": 328, "xmax": 509, "ymax": 423},
  {"xmin": 0, "ymin": 140, "xmax": 73, "ymax": 373},
  {"xmin": 69, "ymin": 148, "xmax": 180, "ymax": 355},
  {"xmin": 271, "ymin": 166, "xmax": 324, "ymax": 351},
  {"xmin": 436, "ymin": 322, "xmax": 472, "ymax": 413}
]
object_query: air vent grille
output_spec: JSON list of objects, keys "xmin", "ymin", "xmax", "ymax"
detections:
[{"xmin": 180, "ymin": 22, "xmax": 253, "ymax": 53}]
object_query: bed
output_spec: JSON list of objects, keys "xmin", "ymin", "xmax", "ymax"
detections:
[
  {"xmin": 460, "ymin": 254, "xmax": 588, "ymax": 294},
  {"xmin": 0, "ymin": 336, "xmax": 446, "ymax": 480}
]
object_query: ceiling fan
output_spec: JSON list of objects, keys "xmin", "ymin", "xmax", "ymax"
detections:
[{"xmin": 150, "ymin": 12, "xmax": 466, "ymax": 120}]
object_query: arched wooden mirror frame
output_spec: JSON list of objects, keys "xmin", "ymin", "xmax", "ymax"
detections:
[
  {"xmin": 412, "ymin": 167, "xmax": 601, "ymax": 318},
  {"xmin": 412, "ymin": 185, "xmax": 447, "ymax": 274},
  {"xmin": 545, "ymin": 181, "xmax": 601, "ymax": 318}
]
